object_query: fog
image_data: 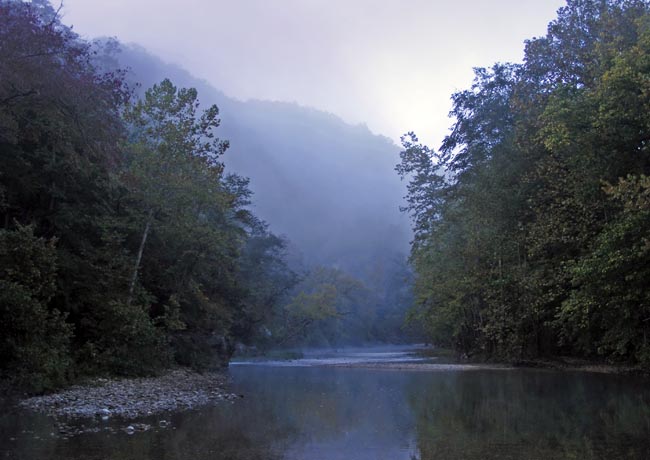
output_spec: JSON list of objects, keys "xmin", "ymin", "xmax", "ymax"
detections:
[
  {"xmin": 63, "ymin": 0, "xmax": 565, "ymax": 147},
  {"xmin": 108, "ymin": 44, "xmax": 410, "ymax": 281},
  {"xmin": 58, "ymin": 0, "xmax": 566, "ymax": 344}
]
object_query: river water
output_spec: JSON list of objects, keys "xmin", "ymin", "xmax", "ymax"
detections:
[{"xmin": 2, "ymin": 346, "xmax": 650, "ymax": 459}]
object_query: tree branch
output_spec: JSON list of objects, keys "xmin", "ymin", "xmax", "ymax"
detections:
[{"xmin": 0, "ymin": 89, "xmax": 37, "ymax": 106}]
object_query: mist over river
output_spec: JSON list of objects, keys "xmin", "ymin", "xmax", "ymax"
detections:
[{"xmin": 2, "ymin": 347, "xmax": 650, "ymax": 460}]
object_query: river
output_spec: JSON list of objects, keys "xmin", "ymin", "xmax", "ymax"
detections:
[{"xmin": 2, "ymin": 346, "xmax": 650, "ymax": 459}]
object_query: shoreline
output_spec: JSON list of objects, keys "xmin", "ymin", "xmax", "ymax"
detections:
[
  {"xmin": 16, "ymin": 353, "xmax": 648, "ymax": 422},
  {"xmin": 19, "ymin": 368, "xmax": 241, "ymax": 421},
  {"xmin": 509, "ymin": 358, "xmax": 648, "ymax": 375},
  {"xmin": 414, "ymin": 348, "xmax": 649, "ymax": 376}
]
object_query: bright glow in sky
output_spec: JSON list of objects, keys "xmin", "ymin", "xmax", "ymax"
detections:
[{"xmin": 62, "ymin": 0, "xmax": 566, "ymax": 147}]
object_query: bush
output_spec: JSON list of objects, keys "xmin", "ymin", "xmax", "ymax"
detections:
[
  {"xmin": 0, "ymin": 226, "xmax": 73, "ymax": 392},
  {"xmin": 77, "ymin": 300, "xmax": 172, "ymax": 377}
]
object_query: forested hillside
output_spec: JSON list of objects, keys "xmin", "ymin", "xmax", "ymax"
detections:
[
  {"xmin": 0, "ymin": 0, "xmax": 417, "ymax": 392},
  {"xmin": 399, "ymin": 0, "xmax": 650, "ymax": 366},
  {"xmin": 98, "ymin": 44, "xmax": 411, "ymax": 275},
  {"xmin": 0, "ymin": 1, "xmax": 301, "ymax": 391},
  {"xmin": 96, "ymin": 42, "xmax": 416, "ymax": 348}
]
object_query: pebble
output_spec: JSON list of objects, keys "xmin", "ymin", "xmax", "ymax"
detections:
[{"xmin": 20, "ymin": 369, "xmax": 238, "ymax": 424}]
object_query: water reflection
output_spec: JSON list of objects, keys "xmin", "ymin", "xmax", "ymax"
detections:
[
  {"xmin": 233, "ymin": 367, "xmax": 417, "ymax": 460},
  {"xmin": 2, "ymin": 353, "xmax": 650, "ymax": 459},
  {"xmin": 406, "ymin": 370, "xmax": 650, "ymax": 459}
]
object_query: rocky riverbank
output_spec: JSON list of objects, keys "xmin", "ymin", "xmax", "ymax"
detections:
[{"xmin": 20, "ymin": 368, "xmax": 241, "ymax": 420}]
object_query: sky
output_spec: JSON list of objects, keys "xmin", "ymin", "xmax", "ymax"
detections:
[{"xmin": 62, "ymin": 0, "xmax": 566, "ymax": 147}]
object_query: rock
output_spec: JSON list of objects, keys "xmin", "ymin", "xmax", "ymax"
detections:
[
  {"xmin": 19, "ymin": 368, "xmax": 235, "ymax": 426},
  {"xmin": 132, "ymin": 423, "xmax": 151, "ymax": 432}
]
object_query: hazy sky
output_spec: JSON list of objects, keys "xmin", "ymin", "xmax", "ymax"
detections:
[{"xmin": 62, "ymin": 0, "xmax": 566, "ymax": 147}]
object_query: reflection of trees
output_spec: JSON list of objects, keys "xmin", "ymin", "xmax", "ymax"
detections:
[
  {"xmin": 406, "ymin": 370, "xmax": 650, "ymax": 459},
  {"xmin": 2, "ymin": 396, "xmax": 292, "ymax": 460},
  {"xmin": 233, "ymin": 367, "xmax": 415, "ymax": 445},
  {"xmin": 3, "ymin": 367, "xmax": 415, "ymax": 459},
  {"xmin": 5, "ymin": 367, "xmax": 650, "ymax": 459},
  {"xmin": 3, "ymin": 367, "xmax": 406, "ymax": 459}
]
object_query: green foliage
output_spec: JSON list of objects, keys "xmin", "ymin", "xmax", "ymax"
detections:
[
  {"xmin": 559, "ymin": 175, "xmax": 650, "ymax": 364},
  {"xmin": 400, "ymin": 0, "xmax": 650, "ymax": 366},
  {"xmin": 77, "ymin": 299, "xmax": 171, "ymax": 376},
  {"xmin": 121, "ymin": 78, "xmax": 250, "ymax": 370},
  {"xmin": 233, "ymin": 228, "xmax": 298, "ymax": 345},
  {"xmin": 0, "ymin": 0, "xmax": 157, "ymax": 381},
  {"xmin": 266, "ymin": 267, "xmax": 381, "ymax": 347},
  {"xmin": 0, "ymin": 1, "xmax": 297, "ymax": 386},
  {"xmin": 0, "ymin": 225, "xmax": 72, "ymax": 392}
]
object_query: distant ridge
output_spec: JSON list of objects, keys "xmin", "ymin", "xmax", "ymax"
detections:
[{"xmin": 107, "ymin": 42, "xmax": 411, "ymax": 278}]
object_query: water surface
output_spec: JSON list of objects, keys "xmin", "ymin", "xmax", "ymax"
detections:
[{"xmin": 2, "ymin": 347, "xmax": 650, "ymax": 459}]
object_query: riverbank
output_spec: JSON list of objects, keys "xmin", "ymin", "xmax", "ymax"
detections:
[
  {"xmin": 413, "ymin": 347, "xmax": 649, "ymax": 375},
  {"xmin": 510, "ymin": 358, "xmax": 648, "ymax": 375},
  {"xmin": 232, "ymin": 346, "xmax": 649, "ymax": 375},
  {"xmin": 20, "ymin": 368, "xmax": 241, "ymax": 420}
]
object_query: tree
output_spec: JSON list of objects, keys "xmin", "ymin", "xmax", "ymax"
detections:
[
  {"xmin": 122, "ymin": 79, "xmax": 229, "ymax": 304},
  {"xmin": 399, "ymin": 0, "xmax": 650, "ymax": 365},
  {"xmin": 0, "ymin": 225, "xmax": 72, "ymax": 391}
]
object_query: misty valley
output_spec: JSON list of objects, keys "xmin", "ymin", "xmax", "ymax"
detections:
[{"xmin": 2, "ymin": 0, "xmax": 650, "ymax": 459}]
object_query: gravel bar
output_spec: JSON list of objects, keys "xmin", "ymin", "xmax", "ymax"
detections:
[{"xmin": 20, "ymin": 368, "xmax": 241, "ymax": 420}]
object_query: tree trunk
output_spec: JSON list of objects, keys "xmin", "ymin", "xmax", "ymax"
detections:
[{"xmin": 127, "ymin": 209, "xmax": 153, "ymax": 306}]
